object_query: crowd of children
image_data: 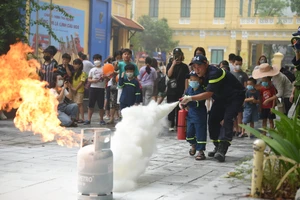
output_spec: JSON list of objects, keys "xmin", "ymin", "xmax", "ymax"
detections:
[{"xmin": 31, "ymin": 45, "xmax": 167, "ymax": 127}]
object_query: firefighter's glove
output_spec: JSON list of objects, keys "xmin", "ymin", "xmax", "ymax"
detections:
[{"xmin": 180, "ymin": 95, "xmax": 192, "ymax": 105}]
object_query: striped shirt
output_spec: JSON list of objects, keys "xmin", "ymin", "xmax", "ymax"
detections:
[{"xmin": 41, "ymin": 59, "xmax": 58, "ymax": 87}]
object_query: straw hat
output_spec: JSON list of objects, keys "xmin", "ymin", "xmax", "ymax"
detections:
[{"xmin": 252, "ymin": 63, "xmax": 280, "ymax": 79}]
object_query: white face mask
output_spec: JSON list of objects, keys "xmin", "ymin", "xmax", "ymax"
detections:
[
  {"xmin": 94, "ymin": 60, "xmax": 101, "ymax": 66},
  {"xmin": 126, "ymin": 72, "xmax": 134, "ymax": 78},
  {"xmin": 235, "ymin": 65, "xmax": 241, "ymax": 70},
  {"xmin": 57, "ymin": 80, "xmax": 64, "ymax": 87}
]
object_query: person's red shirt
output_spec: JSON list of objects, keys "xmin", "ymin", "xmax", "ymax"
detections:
[{"xmin": 260, "ymin": 85, "xmax": 276, "ymax": 109}]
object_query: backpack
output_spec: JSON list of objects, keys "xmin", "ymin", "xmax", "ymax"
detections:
[{"xmin": 157, "ymin": 72, "xmax": 167, "ymax": 93}]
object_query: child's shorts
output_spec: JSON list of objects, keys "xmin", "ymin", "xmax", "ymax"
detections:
[
  {"xmin": 73, "ymin": 92, "xmax": 84, "ymax": 104},
  {"xmin": 243, "ymin": 108, "xmax": 259, "ymax": 124},
  {"xmin": 260, "ymin": 108, "xmax": 276, "ymax": 120}
]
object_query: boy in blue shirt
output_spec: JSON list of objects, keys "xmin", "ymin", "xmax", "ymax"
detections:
[
  {"xmin": 239, "ymin": 78, "xmax": 260, "ymax": 138},
  {"xmin": 181, "ymin": 71, "xmax": 207, "ymax": 160},
  {"xmin": 119, "ymin": 64, "xmax": 141, "ymax": 110}
]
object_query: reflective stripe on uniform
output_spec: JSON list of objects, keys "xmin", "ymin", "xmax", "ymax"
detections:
[
  {"xmin": 135, "ymin": 93, "xmax": 141, "ymax": 95},
  {"xmin": 196, "ymin": 141, "xmax": 206, "ymax": 144},
  {"xmin": 196, "ymin": 101, "xmax": 199, "ymax": 107},
  {"xmin": 124, "ymin": 82, "xmax": 136, "ymax": 87},
  {"xmin": 186, "ymin": 137, "xmax": 196, "ymax": 140},
  {"xmin": 210, "ymin": 139, "xmax": 231, "ymax": 144},
  {"xmin": 209, "ymin": 69, "xmax": 226, "ymax": 83}
]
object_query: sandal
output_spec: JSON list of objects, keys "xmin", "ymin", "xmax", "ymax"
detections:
[
  {"xmin": 77, "ymin": 120, "xmax": 84, "ymax": 123},
  {"xmin": 106, "ymin": 120, "xmax": 115, "ymax": 124},
  {"xmin": 195, "ymin": 151, "xmax": 206, "ymax": 160},
  {"xmin": 238, "ymin": 133, "xmax": 248, "ymax": 138},
  {"xmin": 189, "ymin": 144, "xmax": 196, "ymax": 156}
]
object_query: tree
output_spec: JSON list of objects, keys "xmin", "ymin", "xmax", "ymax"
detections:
[
  {"xmin": 0, "ymin": 0, "xmax": 72, "ymax": 55},
  {"xmin": 290, "ymin": 0, "xmax": 300, "ymax": 16},
  {"xmin": 131, "ymin": 15, "xmax": 178, "ymax": 55},
  {"xmin": 254, "ymin": 0, "xmax": 289, "ymax": 17}
]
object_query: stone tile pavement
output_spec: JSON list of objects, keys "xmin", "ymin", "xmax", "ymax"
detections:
[{"xmin": 0, "ymin": 116, "xmax": 259, "ymax": 200}]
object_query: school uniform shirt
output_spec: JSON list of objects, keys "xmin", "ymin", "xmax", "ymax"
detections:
[
  {"xmin": 204, "ymin": 65, "xmax": 245, "ymax": 102},
  {"xmin": 138, "ymin": 66, "xmax": 157, "ymax": 86},
  {"xmin": 72, "ymin": 72, "xmax": 87, "ymax": 93},
  {"xmin": 118, "ymin": 77, "xmax": 141, "ymax": 106},
  {"xmin": 260, "ymin": 86, "xmax": 277, "ymax": 109},
  {"xmin": 185, "ymin": 86, "xmax": 207, "ymax": 123},
  {"xmin": 88, "ymin": 67, "xmax": 106, "ymax": 88}
]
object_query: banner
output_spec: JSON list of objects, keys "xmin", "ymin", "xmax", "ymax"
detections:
[{"xmin": 29, "ymin": 2, "xmax": 85, "ymax": 57}]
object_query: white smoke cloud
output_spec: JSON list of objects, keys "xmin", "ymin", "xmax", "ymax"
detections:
[{"xmin": 111, "ymin": 101, "xmax": 178, "ymax": 192}]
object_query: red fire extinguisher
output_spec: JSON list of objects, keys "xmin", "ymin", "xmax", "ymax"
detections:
[{"xmin": 177, "ymin": 109, "xmax": 188, "ymax": 140}]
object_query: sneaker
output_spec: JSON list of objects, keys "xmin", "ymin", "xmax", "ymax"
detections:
[
  {"xmin": 83, "ymin": 120, "xmax": 91, "ymax": 125},
  {"xmin": 169, "ymin": 127, "xmax": 175, "ymax": 131},
  {"xmin": 104, "ymin": 115, "xmax": 110, "ymax": 120},
  {"xmin": 99, "ymin": 120, "xmax": 106, "ymax": 125}
]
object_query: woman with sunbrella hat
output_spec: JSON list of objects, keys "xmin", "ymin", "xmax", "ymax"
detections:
[{"xmin": 252, "ymin": 63, "xmax": 293, "ymax": 116}]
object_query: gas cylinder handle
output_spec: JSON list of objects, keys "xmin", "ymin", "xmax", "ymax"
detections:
[{"xmin": 80, "ymin": 128, "xmax": 111, "ymax": 149}]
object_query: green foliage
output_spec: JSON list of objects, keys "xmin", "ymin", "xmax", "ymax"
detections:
[
  {"xmin": 290, "ymin": 0, "xmax": 300, "ymax": 15},
  {"xmin": 240, "ymin": 109, "xmax": 300, "ymax": 162},
  {"xmin": 240, "ymin": 109, "xmax": 300, "ymax": 198},
  {"xmin": 254, "ymin": 0, "xmax": 290, "ymax": 17},
  {"xmin": 131, "ymin": 15, "xmax": 179, "ymax": 55},
  {"xmin": 0, "ymin": 0, "xmax": 73, "ymax": 55}
]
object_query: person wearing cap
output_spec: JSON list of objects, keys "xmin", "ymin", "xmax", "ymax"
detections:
[
  {"xmin": 41, "ymin": 45, "xmax": 58, "ymax": 87},
  {"xmin": 252, "ymin": 63, "xmax": 293, "ymax": 116},
  {"xmin": 166, "ymin": 48, "xmax": 190, "ymax": 131},
  {"xmin": 181, "ymin": 71, "xmax": 207, "ymax": 160},
  {"xmin": 180, "ymin": 54, "xmax": 245, "ymax": 162}
]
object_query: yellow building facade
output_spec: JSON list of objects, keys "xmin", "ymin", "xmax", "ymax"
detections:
[
  {"xmin": 134, "ymin": 0, "xmax": 298, "ymax": 69},
  {"xmin": 111, "ymin": 0, "xmax": 144, "ymax": 55}
]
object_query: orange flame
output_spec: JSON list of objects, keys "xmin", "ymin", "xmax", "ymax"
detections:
[{"xmin": 0, "ymin": 42, "xmax": 80, "ymax": 147}]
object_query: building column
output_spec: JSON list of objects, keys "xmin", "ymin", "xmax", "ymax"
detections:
[
  {"xmin": 228, "ymin": 38, "xmax": 237, "ymax": 59},
  {"xmin": 240, "ymin": 39, "xmax": 249, "ymax": 70}
]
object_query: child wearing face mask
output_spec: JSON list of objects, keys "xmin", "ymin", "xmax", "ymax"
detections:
[
  {"xmin": 49, "ymin": 73, "xmax": 78, "ymax": 127},
  {"xmin": 118, "ymin": 64, "xmax": 141, "ymax": 110},
  {"xmin": 84, "ymin": 54, "xmax": 107, "ymax": 125},
  {"xmin": 240, "ymin": 78, "xmax": 260, "ymax": 138},
  {"xmin": 259, "ymin": 76, "xmax": 276, "ymax": 132},
  {"xmin": 41, "ymin": 46, "xmax": 58, "ymax": 87},
  {"xmin": 180, "ymin": 71, "xmax": 207, "ymax": 161}
]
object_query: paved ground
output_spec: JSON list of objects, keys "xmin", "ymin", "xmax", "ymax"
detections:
[{"xmin": 0, "ymin": 112, "xmax": 262, "ymax": 200}]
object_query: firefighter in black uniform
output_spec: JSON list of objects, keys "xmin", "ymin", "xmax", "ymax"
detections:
[{"xmin": 180, "ymin": 55, "xmax": 245, "ymax": 162}]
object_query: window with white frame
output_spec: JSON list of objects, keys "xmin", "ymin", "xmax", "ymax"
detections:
[
  {"xmin": 211, "ymin": 49, "xmax": 224, "ymax": 64},
  {"xmin": 181, "ymin": 0, "xmax": 191, "ymax": 18},
  {"xmin": 149, "ymin": 0, "xmax": 159, "ymax": 17},
  {"xmin": 214, "ymin": 0, "xmax": 226, "ymax": 18}
]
